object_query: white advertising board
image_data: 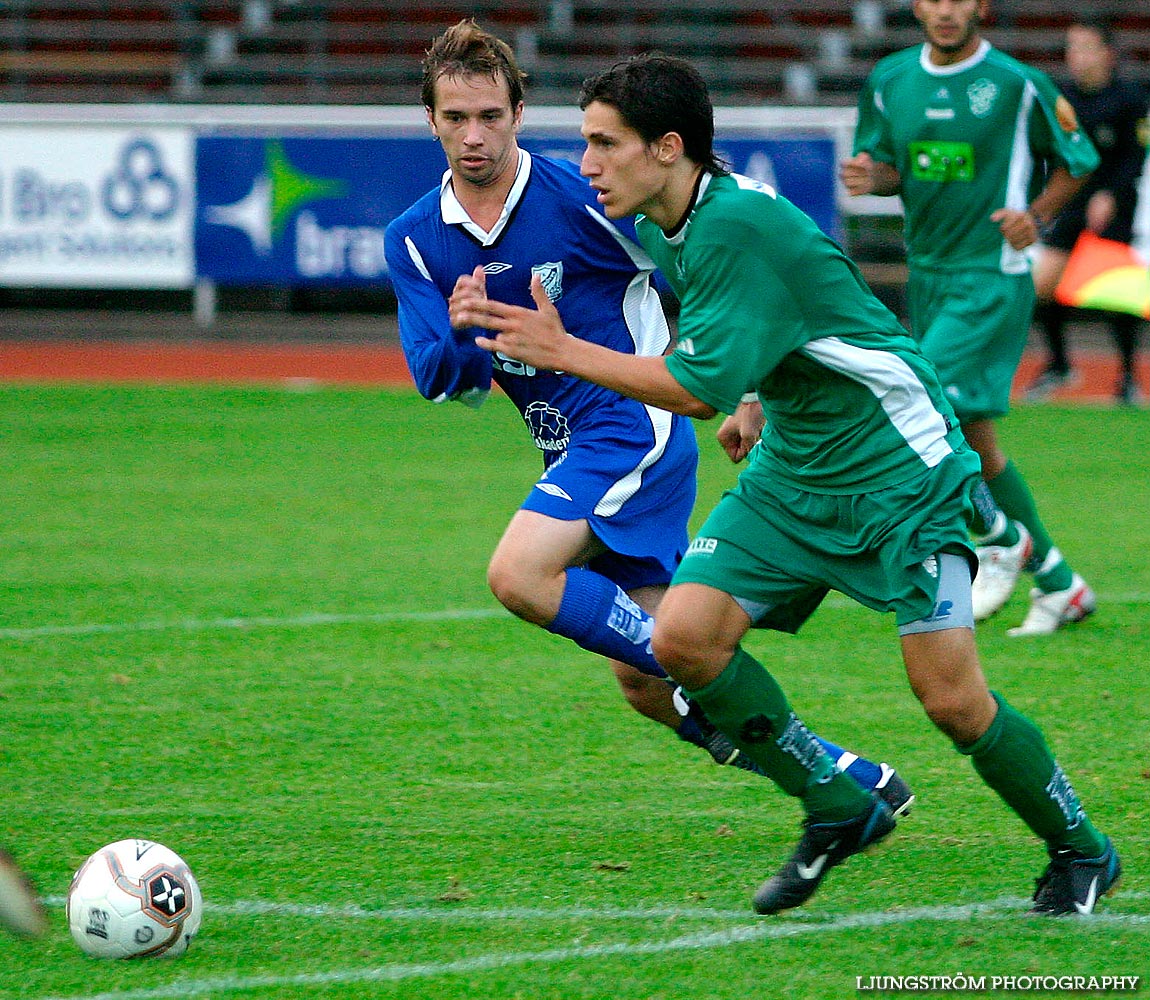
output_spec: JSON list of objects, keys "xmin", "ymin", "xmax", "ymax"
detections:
[{"xmin": 0, "ymin": 125, "xmax": 194, "ymax": 288}]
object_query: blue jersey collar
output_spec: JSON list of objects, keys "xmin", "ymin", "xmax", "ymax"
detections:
[{"xmin": 439, "ymin": 148, "xmax": 532, "ymax": 247}]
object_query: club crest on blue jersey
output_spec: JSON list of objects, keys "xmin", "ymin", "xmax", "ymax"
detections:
[{"xmin": 531, "ymin": 261, "xmax": 564, "ymax": 301}]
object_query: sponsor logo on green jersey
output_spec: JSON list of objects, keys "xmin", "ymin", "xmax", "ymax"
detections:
[{"xmin": 908, "ymin": 140, "xmax": 975, "ymax": 182}]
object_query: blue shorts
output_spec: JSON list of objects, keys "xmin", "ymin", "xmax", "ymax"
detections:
[{"xmin": 521, "ymin": 407, "xmax": 698, "ymax": 593}]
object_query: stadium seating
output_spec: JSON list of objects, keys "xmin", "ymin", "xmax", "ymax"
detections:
[{"xmin": 0, "ymin": 1, "xmax": 1148, "ymax": 107}]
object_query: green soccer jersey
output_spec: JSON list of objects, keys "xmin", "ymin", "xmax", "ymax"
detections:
[
  {"xmin": 854, "ymin": 40, "xmax": 1099, "ymax": 273},
  {"xmin": 638, "ymin": 171, "xmax": 970, "ymax": 494}
]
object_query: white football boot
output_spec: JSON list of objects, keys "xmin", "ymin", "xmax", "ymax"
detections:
[
  {"xmin": 1007, "ymin": 573, "xmax": 1096, "ymax": 637},
  {"xmin": 971, "ymin": 522, "xmax": 1033, "ymax": 621}
]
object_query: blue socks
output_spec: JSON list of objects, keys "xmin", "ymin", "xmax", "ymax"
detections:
[
  {"xmin": 547, "ymin": 567, "xmax": 665, "ymax": 677},
  {"xmin": 817, "ymin": 739, "xmax": 885, "ymax": 790}
]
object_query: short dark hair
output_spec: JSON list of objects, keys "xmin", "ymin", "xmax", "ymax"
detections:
[
  {"xmin": 578, "ymin": 53, "xmax": 728, "ymax": 175},
  {"xmin": 421, "ymin": 19, "xmax": 526, "ymax": 111}
]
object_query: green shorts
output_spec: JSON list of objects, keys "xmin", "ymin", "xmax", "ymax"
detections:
[
  {"xmin": 907, "ymin": 267, "xmax": 1034, "ymax": 423},
  {"xmin": 673, "ymin": 452, "xmax": 980, "ymax": 631}
]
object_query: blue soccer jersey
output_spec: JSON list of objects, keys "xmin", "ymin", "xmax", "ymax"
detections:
[{"xmin": 384, "ymin": 150, "xmax": 698, "ymax": 588}]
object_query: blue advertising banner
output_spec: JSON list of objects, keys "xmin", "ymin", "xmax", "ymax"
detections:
[
  {"xmin": 196, "ymin": 133, "xmax": 837, "ymax": 287},
  {"xmin": 195, "ymin": 135, "xmax": 443, "ymax": 285},
  {"xmin": 524, "ymin": 135, "xmax": 839, "ymax": 239}
]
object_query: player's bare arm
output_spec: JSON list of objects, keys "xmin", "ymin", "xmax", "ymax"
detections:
[
  {"xmin": 461, "ymin": 274, "xmax": 716, "ymax": 418},
  {"xmin": 840, "ymin": 152, "xmax": 903, "ymax": 197},
  {"xmin": 990, "ymin": 166, "xmax": 1088, "ymax": 250}
]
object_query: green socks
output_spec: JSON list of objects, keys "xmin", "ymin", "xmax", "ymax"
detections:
[
  {"xmin": 689, "ymin": 654, "xmax": 1106, "ymax": 857},
  {"xmin": 986, "ymin": 461, "xmax": 1073, "ymax": 592},
  {"xmin": 685, "ymin": 648, "xmax": 872, "ymax": 823},
  {"xmin": 959, "ymin": 692, "xmax": 1106, "ymax": 857}
]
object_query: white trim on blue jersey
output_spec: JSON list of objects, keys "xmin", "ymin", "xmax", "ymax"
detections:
[
  {"xmin": 581, "ymin": 206, "xmax": 668, "ymax": 361},
  {"xmin": 384, "ymin": 148, "xmax": 698, "ymax": 538},
  {"xmin": 439, "ymin": 149, "xmax": 532, "ymax": 247},
  {"xmin": 594, "ymin": 403, "xmax": 676, "ymax": 517}
]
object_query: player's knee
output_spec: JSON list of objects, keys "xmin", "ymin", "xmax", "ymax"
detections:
[
  {"xmin": 649, "ymin": 620, "xmax": 684, "ymax": 671},
  {"xmin": 486, "ymin": 556, "xmax": 545, "ymax": 623},
  {"xmin": 650, "ymin": 617, "xmax": 713, "ymax": 682},
  {"xmin": 916, "ymin": 684, "xmax": 991, "ymax": 744}
]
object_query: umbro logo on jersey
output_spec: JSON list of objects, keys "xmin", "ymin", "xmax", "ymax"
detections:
[
  {"xmin": 483, "ymin": 262, "xmax": 513, "ymax": 274},
  {"xmin": 534, "ymin": 482, "xmax": 573, "ymax": 501}
]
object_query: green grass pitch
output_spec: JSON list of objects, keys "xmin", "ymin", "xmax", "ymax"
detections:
[{"xmin": 0, "ymin": 383, "xmax": 1146, "ymax": 999}]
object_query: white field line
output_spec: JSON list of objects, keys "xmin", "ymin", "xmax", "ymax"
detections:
[
  {"xmin": 39, "ymin": 896, "xmax": 753, "ymax": 921},
  {"xmin": 0, "ymin": 608, "xmax": 508, "ymax": 640},
  {"xmin": 4, "ymin": 591, "xmax": 1150, "ymax": 641},
  {"xmin": 32, "ymin": 894, "xmax": 1150, "ymax": 1000},
  {"xmin": 36, "ymin": 890, "xmax": 1150, "ymax": 924}
]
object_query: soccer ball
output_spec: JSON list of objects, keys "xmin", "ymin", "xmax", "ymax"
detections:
[{"xmin": 66, "ymin": 839, "xmax": 202, "ymax": 959}]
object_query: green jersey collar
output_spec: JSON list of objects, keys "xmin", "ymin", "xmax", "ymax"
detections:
[
  {"xmin": 663, "ymin": 170, "xmax": 714, "ymax": 246},
  {"xmin": 919, "ymin": 38, "xmax": 991, "ymax": 77}
]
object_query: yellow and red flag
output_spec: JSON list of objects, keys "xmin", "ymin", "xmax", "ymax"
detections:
[{"xmin": 1054, "ymin": 231, "xmax": 1150, "ymax": 319}]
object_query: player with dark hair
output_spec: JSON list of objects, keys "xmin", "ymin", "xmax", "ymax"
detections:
[
  {"xmin": 385, "ymin": 21, "xmax": 910, "ymax": 805},
  {"xmin": 1027, "ymin": 15, "xmax": 1148, "ymax": 406},
  {"xmin": 842, "ymin": 0, "xmax": 1100, "ymax": 635},
  {"xmin": 453, "ymin": 50, "xmax": 1120, "ymax": 917}
]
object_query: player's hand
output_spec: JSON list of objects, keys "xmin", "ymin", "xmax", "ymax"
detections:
[
  {"xmin": 839, "ymin": 152, "xmax": 877, "ymax": 196},
  {"xmin": 990, "ymin": 207, "xmax": 1039, "ymax": 250},
  {"xmin": 448, "ymin": 266, "xmax": 488, "ymax": 330},
  {"xmin": 466, "ymin": 274, "xmax": 571, "ymax": 371},
  {"xmin": 1085, "ymin": 190, "xmax": 1116, "ymax": 234},
  {"xmin": 716, "ymin": 397, "xmax": 765, "ymax": 463}
]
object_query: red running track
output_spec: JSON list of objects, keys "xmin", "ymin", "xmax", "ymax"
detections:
[
  {"xmin": 0, "ymin": 340, "xmax": 1143, "ymax": 402},
  {"xmin": 0, "ymin": 341, "xmax": 412, "ymax": 387}
]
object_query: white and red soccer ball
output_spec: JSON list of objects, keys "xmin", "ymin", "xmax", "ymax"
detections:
[{"xmin": 66, "ymin": 839, "xmax": 202, "ymax": 959}]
